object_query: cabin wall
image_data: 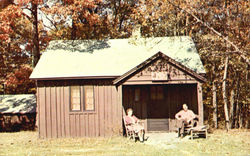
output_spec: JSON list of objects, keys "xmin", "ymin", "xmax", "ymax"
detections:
[{"xmin": 37, "ymin": 80, "xmax": 122, "ymax": 138}]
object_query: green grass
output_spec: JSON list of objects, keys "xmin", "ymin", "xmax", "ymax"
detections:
[{"xmin": 0, "ymin": 130, "xmax": 249, "ymax": 156}]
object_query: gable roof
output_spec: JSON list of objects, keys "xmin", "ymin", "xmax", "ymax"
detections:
[
  {"xmin": 30, "ymin": 36, "xmax": 206, "ymax": 80},
  {"xmin": 114, "ymin": 52, "xmax": 206, "ymax": 84},
  {"xmin": 0, "ymin": 94, "xmax": 36, "ymax": 114}
]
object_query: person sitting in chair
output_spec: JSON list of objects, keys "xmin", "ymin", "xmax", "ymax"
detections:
[
  {"xmin": 175, "ymin": 104, "xmax": 198, "ymax": 137},
  {"xmin": 124, "ymin": 108, "xmax": 145, "ymax": 142}
]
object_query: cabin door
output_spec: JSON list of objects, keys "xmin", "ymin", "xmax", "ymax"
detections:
[{"xmin": 147, "ymin": 85, "xmax": 169, "ymax": 131}]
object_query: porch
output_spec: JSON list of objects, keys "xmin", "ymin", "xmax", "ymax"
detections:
[{"xmin": 122, "ymin": 84, "xmax": 199, "ymax": 132}]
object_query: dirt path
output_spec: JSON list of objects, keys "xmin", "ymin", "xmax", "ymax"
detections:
[{"xmin": 144, "ymin": 132, "xmax": 190, "ymax": 149}]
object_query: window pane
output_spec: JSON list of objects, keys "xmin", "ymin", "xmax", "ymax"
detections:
[
  {"xmin": 135, "ymin": 88, "xmax": 140, "ymax": 102},
  {"xmin": 71, "ymin": 86, "xmax": 80, "ymax": 111},
  {"xmin": 85, "ymin": 86, "xmax": 94, "ymax": 111}
]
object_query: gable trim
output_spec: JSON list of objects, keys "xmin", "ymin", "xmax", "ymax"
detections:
[{"xmin": 113, "ymin": 52, "xmax": 206, "ymax": 85}]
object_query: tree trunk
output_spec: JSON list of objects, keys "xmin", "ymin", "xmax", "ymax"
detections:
[
  {"xmin": 243, "ymin": 64, "xmax": 249, "ymax": 128},
  {"xmin": 239, "ymin": 106, "xmax": 243, "ymax": 128},
  {"xmin": 32, "ymin": 2, "xmax": 40, "ymax": 67},
  {"xmin": 245, "ymin": 65, "xmax": 249, "ymax": 129},
  {"xmin": 222, "ymin": 56, "xmax": 230, "ymax": 131},
  {"xmin": 212, "ymin": 81, "xmax": 218, "ymax": 128},
  {"xmin": 229, "ymin": 89, "xmax": 235, "ymax": 129},
  {"xmin": 235, "ymin": 74, "xmax": 240, "ymax": 128},
  {"xmin": 71, "ymin": 20, "xmax": 76, "ymax": 40}
]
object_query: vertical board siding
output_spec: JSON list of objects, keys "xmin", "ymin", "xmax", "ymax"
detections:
[
  {"xmin": 61, "ymin": 87, "xmax": 66, "ymax": 137},
  {"xmin": 69, "ymin": 115, "xmax": 74, "ymax": 137},
  {"xmin": 107, "ymin": 86, "xmax": 113, "ymax": 136},
  {"xmin": 80, "ymin": 114, "xmax": 84, "ymax": 137},
  {"xmin": 104, "ymin": 86, "xmax": 108, "ymax": 136},
  {"xmin": 45, "ymin": 87, "xmax": 51, "ymax": 138},
  {"xmin": 38, "ymin": 84, "xmax": 122, "ymax": 138},
  {"xmin": 99, "ymin": 86, "xmax": 105, "ymax": 137},
  {"xmin": 38, "ymin": 87, "xmax": 46, "ymax": 138},
  {"xmin": 107, "ymin": 86, "xmax": 112, "ymax": 136},
  {"xmin": 76, "ymin": 114, "xmax": 80, "ymax": 137},
  {"xmin": 64, "ymin": 87, "xmax": 70, "ymax": 137},
  {"xmin": 51, "ymin": 87, "xmax": 57, "ymax": 137},
  {"xmin": 56, "ymin": 87, "xmax": 61, "ymax": 137},
  {"xmin": 89, "ymin": 114, "xmax": 95, "ymax": 137},
  {"xmin": 86, "ymin": 114, "xmax": 89, "ymax": 137},
  {"xmin": 112, "ymin": 86, "xmax": 118, "ymax": 133},
  {"xmin": 94, "ymin": 86, "xmax": 100, "ymax": 137}
]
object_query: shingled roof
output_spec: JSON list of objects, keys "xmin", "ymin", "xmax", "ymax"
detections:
[
  {"xmin": 0, "ymin": 94, "xmax": 36, "ymax": 114},
  {"xmin": 30, "ymin": 36, "xmax": 205, "ymax": 80}
]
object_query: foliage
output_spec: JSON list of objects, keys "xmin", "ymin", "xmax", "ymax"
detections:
[{"xmin": 5, "ymin": 65, "xmax": 36, "ymax": 94}]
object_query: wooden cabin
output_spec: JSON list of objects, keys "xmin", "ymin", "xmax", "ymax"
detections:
[
  {"xmin": 30, "ymin": 36, "xmax": 206, "ymax": 138},
  {"xmin": 0, "ymin": 94, "xmax": 36, "ymax": 131}
]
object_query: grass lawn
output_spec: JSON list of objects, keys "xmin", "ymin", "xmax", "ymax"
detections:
[{"xmin": 0, "ymin": 129, "xmax": 249, "ymax": 156}]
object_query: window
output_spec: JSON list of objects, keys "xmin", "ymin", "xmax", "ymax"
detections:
[
  {"xmin": 70, "ymin": 85, "xmax": 95, "ymax": 112},
  {"xmin": 150, "ymin": 86, "xmax": 164, "ymax": 100},
  {"xmin": 70, "ymin": 86, "xmax": 81, "ymax": 111},
  {"xmin": 84, "ymin": 86, "xmax": 94, "ymax": 111},
  {"xmin": 135, "ymin": 88, "xmax": 140, "ymax": 102}
]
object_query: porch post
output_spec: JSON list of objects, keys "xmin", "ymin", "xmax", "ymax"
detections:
[
  {"xmin": 197, "ymin": 82, "xmax": 204, "ymax": 125},
  {"xmin": 117, "ymin": 85, "xmax": 124, "ymax": 135}
]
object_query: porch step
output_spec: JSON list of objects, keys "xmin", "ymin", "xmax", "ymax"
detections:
[{"xmin": 147, "ymin": 119, "xmax": 169, "ymax": 131}]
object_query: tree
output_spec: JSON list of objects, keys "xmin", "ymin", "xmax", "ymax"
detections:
[
  {"xmin": 43, "ymin": 0, "xmax": 105, "ymax": 40},
  {"xmin": 0, "ymin": 0, "xmax": 50, "ymax": 94},
  {"xmin": 0, "ymin": 4, "xmax": 29, "ymax": 94},
  {"xmin": 5, "ymin": 65, "xmax": 35, "ymax": 94}
]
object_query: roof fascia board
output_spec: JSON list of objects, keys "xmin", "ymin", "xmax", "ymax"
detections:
[
  {"xmin": 32, "ymin": 76, "xmax": 118, "ymax": 81},
  {"xmin": 113, "ymin": 52, "xmax": 162, "ymax": 85},
  {"xmin": 160, "ymin": 54, "xmax": 207, "ymax": 82}
]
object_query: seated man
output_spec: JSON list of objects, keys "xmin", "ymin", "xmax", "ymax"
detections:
[
  {"xmin": 175, "ymin": 104, "xmax": 198, "ymax": 137},
  {"xmin": 124, "ymin": 108, "xmax": 145, "ymax": 142}
]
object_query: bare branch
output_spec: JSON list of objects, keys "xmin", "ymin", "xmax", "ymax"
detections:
[
  {"xmin": 41, "ymin": 12, "xmax": 58, "ymax": 31},
  {"xmin": 166, "ymin": 0, "xmax": 249, "ymax": 65}
]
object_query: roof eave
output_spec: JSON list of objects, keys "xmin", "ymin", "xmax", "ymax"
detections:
[{"xmin": 31, "ymin": 76, "xmax": 119, "ymax": 81}]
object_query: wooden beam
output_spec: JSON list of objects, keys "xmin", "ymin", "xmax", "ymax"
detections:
[
  {"xmin": 123, "ymin": 80, "xmax": 198, "ymax": 85},
  {"xmin": 117, "ymin": 85, "xmax": 123, "ymax": 135},
  {"xmin": 197, "ymin": 82, "xmax": 204, "ymax": 125}
]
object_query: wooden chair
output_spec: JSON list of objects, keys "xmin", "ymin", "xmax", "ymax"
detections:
[
  {"xmin": 123, "ymin": 117, "xmax": 145, "ymax": 142},
  {"xmin": 189, "ymin": 125, "xmax": 209, "ymax": 140},
  {"xmin": 123, "ymin": 117, "xmax": 138, "ymax": 141},
  {"xmin": 178, "ymin": 124, "xmax": 193, "ymax": 137},
  {"xmin": 177, "ymin": 118, "xmax": 198, "ymax": 137},
  {"xmin": 177, "ymin": 119, "xmax": 209, "ymax": 139}
]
